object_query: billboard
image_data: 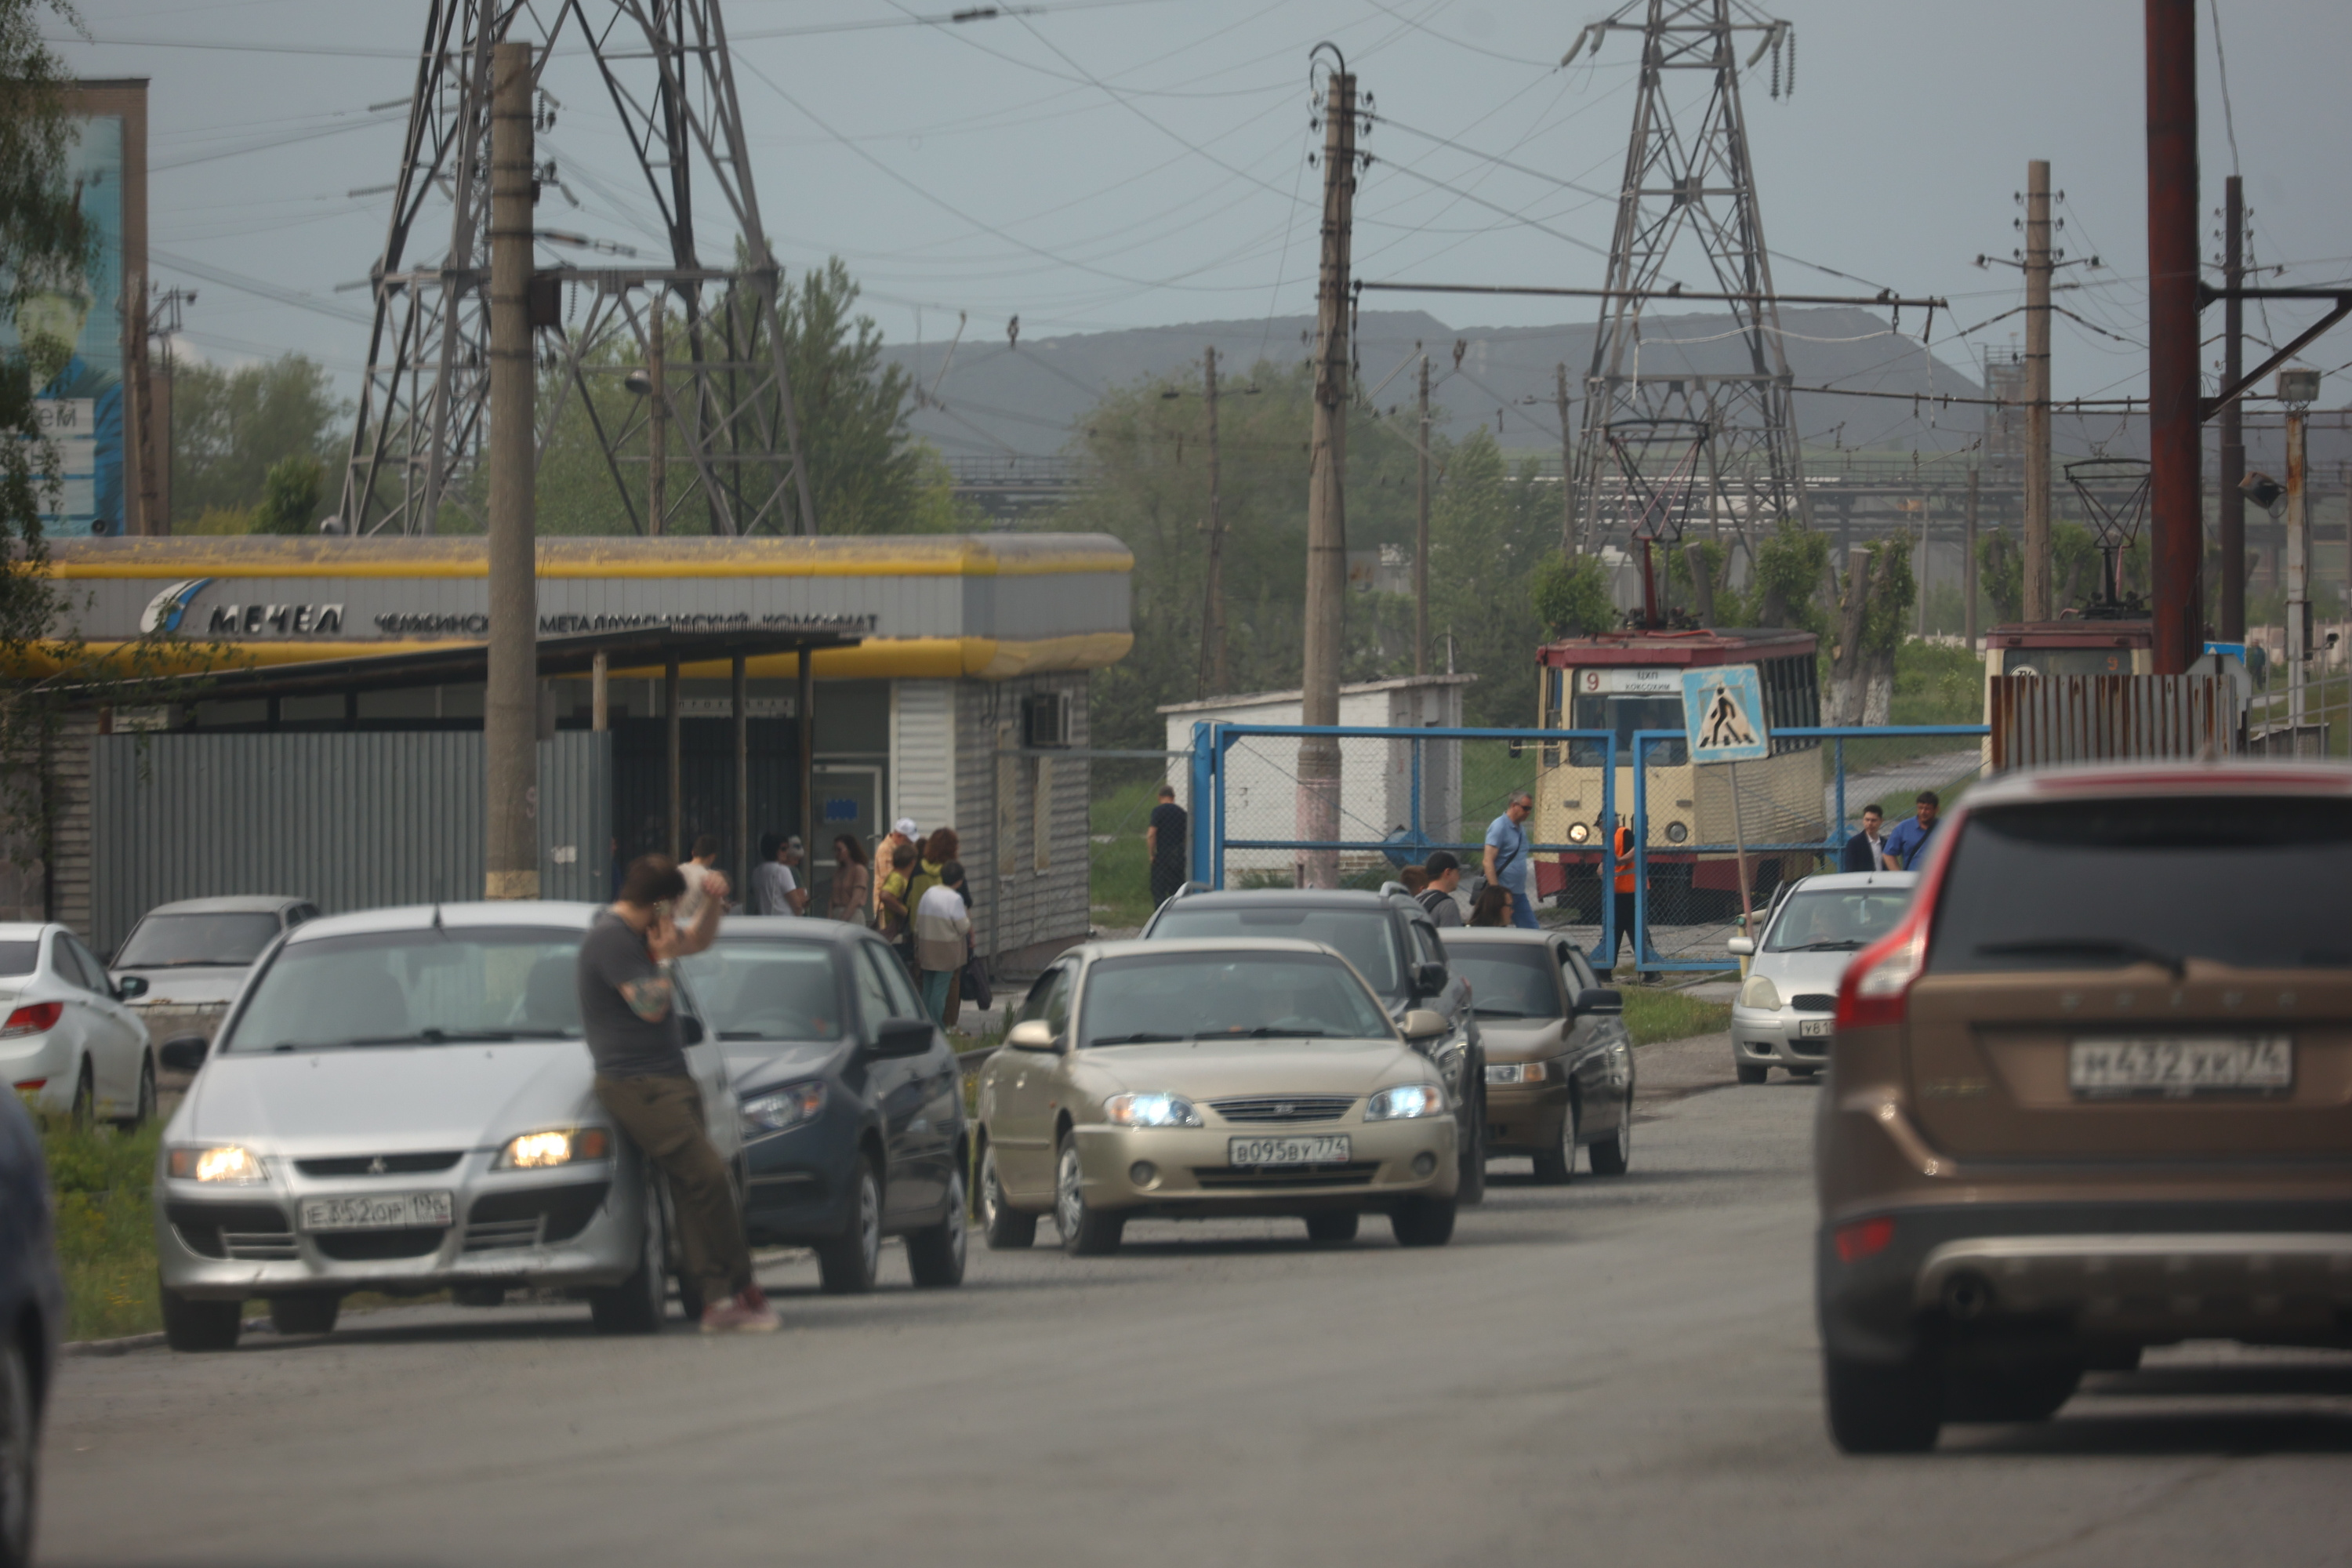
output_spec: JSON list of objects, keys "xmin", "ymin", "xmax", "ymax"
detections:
[{"xmin": 4, "ymin": 86, "xmax": 144, "ymax": 538}]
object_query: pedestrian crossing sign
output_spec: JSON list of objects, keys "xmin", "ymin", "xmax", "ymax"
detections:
[{"xmin": 1681, "ymin": 666, "xmax": 1769, "ymax": 764}]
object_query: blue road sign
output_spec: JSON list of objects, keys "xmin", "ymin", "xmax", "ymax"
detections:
[{"xmin": 1681, "ymin": 666, "xmax": 1769, "ymax": 764}]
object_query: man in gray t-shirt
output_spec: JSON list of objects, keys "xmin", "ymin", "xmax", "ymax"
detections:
[{"xmin": 579, "ymin": 854, "xmax": 776, "ymax": 1333}]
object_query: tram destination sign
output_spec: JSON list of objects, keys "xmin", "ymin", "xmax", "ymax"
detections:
[{"xmin": 1680, "ymin": 666, "xmax": 1769, "ymax": 764}]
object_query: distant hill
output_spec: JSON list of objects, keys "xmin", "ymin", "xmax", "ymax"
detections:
[{"xmin": 882, "ymin": 306, "xmax": 2001, "ymax": 462}]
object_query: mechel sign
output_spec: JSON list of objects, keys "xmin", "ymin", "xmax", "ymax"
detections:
[{"xmin": 135, "ymin": 578, "xmax": 873, "ymax": 642}]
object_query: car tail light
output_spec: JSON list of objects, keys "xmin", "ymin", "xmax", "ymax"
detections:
[
  {"xmin": 1835, "ymin": 1215, "xmax": 1896, "ymax": 1264},
  {"xmin": 11, "ymin": 1080, "xmax": 44, "ymax": 1093},
  {"xmin": 1, "ymin": 1002, "xmax": 64, "ymax": 1039},
  {"xmin": 1835, "ymin": 924, "xmax": 1925, "ymax": 1029}
]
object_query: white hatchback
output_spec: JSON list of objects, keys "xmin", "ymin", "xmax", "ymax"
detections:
[{"xmin": 0, "ymin": 923, "xmax": 157, "ymax": 1125}]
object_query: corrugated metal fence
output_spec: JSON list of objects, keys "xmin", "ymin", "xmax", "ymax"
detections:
[
  {"xmin": 90, "ymin": 731, "xmax": 611, "ymax": 953},
  {"xmin": 1987, "ymin": 674, "xmax": 2238, "ymax": 771}
]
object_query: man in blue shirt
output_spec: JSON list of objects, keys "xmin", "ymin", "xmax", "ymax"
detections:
[
  {"xmin": 1881, "ymin": 791, "xmax": 1941, "ymax": 870},
  {"xmin": 1482, "ymin": 791, "xmax": 1541, "ymax": 930}
]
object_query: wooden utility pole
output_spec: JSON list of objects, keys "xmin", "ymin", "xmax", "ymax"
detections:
[
  {"xmin": 1298, "ymin": 60, "xmax": 1355, "ymax": 889},
  {"xmin": 1963, "ymin": 465, "xmax": 1980, "ymax": 648},
  {"xmin": 2146, "ymin": 0, "xmax": 2203, "ymax": 673},
  {"xmin": 1415, "ymin": 351, "xmax": 1430, "ymax": 675},
  {"xmin": 2216, "ymin": 174, "xmax": 2246, "ymax": 641},
  {"xmin": 648, "ymin": 296, "xmax": 666, "ymax": 535},
  {"xmin": 2023, "ymin": 158, "xmax": 2054, "ymax": 622},
  {"xmin": 1555, "ymin": 362, "xmax": 1576, "ymax": 554},
  {"xmin": 1196, "ymin": 345, "xmax": 1228, "ymax": 697},
  {"xmin": 483, "ymin": 39, "xmax": 539, "ymax": 899}
]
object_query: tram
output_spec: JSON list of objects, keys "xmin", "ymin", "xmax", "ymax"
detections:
[{"xmin": 1530, "ymin": 626, "xmax": 1825, "ymax": 918}]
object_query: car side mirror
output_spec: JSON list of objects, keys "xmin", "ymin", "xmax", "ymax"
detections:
[
  {"xmin": 1726, "ymin": 936, "xmax": 1755, "ymax": 956},
  {"xmin": 1573, "ymin": 987, "xmax": 1622, "ymax": 1015},
  {"xmin": 1411, "ymin": 960, "xmax": 1448, "ymax": 997},
  {"xmin": 158, "ymin": 1034, "xmax": 209, "ymax": 1071},
  {"xmin": 114, "ymin": 974, "xmax": 149, "ymax": 1000},
  {"xmin": 869, "ymin": 1018, "xmax": 935, "ymax": 1059},
  {"xmin": 679, "ymin": 1014, "xmax": 706, "ymax": 1047},
  {"xmin": 1401, "ymin": 1007, "xmax": 1450, "ymax": 1042},
  {"xmin": 1006, "ymin": 1019, "xmax": 1060, "ymax": 1052}
]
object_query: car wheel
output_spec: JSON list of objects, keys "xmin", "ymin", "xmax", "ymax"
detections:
[
  {"xmin": 1944, "ymin": 1358, "xmax": 2084, "ymax": 1424},
  {"xmin": 159, "ymin": 1282, "xmax": 241, "ymax": 1352},
  {"xmin": 113, "ymin": 1053, "xmax": 155, "ymax": 1131},
  {"xmin": 267, "ymin": 1295, "xmax": 339, "ymax": 1337},
  {"xmin": 1389, "ymin": 1196, "xmax": 1456, "ymax": 1248},
  {"xmin": 1054, "ymin": 1133, "xmax": 1123, "ymax": 1256},
  {"xmin": 1588, "ymin": 1095, "xmax": 1632, "ymax": 1177},
  {"xmin": 1823, "ymin": 1350, "xmax": 1942, "ymax": 1454},
  {"xmin": 67, "ymin": 1062, "xmax": 93, "ymax": 1131},
  {"xmin": 2084, "ymin": 1344, "xmax": 2143, "ymax": 1374},
  {"xmin": 1736, "ymin": 1062, "xmax": 1768, "ymax": 1085},
  {"xmin": 1457, "ymin": 1087, "xmax": 1487, "ymax": 1206},
  {"xmin": 1305, "ymin": 1211, "xmax": 1359, "ymax": 1243},
  {"xmin": 1531, "ymin": 1099, "xmax": 1577, "ymax": 1185},
  {"xmin": 906, "ymin": 1167, "xmax": 968, "ymax": 1287},
  {"xmin": 978, "ymin": 1143, "xmax": 1035, "ymax": 1250},
  {"xmin": 588, "ymin": 1170, "xmax": 670, "ymax": 1334},
  {"xmin": 0, "ymin": 1335, "xmax": 37, "ymax": 1568},
  {"xmin": 816, "ymin": 1157, "xmax": 884, "ymax": 1294}
]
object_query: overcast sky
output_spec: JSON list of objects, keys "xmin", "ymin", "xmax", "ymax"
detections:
[{"xmin": 53, "ymin": 0, "xmax": 2352, "ymax": 407}]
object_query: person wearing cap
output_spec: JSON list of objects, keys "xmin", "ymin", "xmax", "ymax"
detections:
[{"xmin": 873, "ymin": 818, "xmax": 919, "ymax": 923}]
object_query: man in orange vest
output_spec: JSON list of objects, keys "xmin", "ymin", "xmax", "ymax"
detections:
[{"xmin": 1602, "ymin": 815, "xmax": 1639, "ymax": 978}]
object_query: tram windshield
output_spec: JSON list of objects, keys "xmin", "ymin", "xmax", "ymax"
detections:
[{"xmin": 1569, "ymin": 694, "xmax": 1687, "ymax": 766}]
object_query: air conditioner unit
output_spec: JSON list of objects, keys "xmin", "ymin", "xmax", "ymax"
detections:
[{"xmin": 1022, "ymin": 691, "xmax": 1072, "ymax": 750}]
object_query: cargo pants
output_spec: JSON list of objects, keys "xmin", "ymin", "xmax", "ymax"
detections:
[{"xmin": 591, "ymin": 1073, "xmax": 750, "ymax": 1311}]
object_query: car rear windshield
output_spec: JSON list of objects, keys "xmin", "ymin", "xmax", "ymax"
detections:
[
  {"xmin": 1078, "ymin": 951, "xmax": 1392, "ymax": 1047},
  {"xmin": 1149, "ymin": 906, "xmax": 1401, "ymax": 996},
  {"xmin": 0, "ymin": 941, "xmax": 36, "ymax": 978},
  {"xmin": 1448, "ymin": 946, "xmax": 1561, "ymax": 1019},
  {"xmin": 679, "ymin": 941, "xmax": 844, "ymax": 1041},
  {"xmin": 1927, "ymin": 796, "xmax": 2352, "ymax": 974},
  {"xmin": 219, "ymin": 927, "xmax": 586, "ymax": 1052},
  {"xmin": 1766, "ymin": 888, "xmax": 1912, "ymax": 953},
  {"xmin": 117, "ymin": 912, "xmax": 281, "ymax": 969}
]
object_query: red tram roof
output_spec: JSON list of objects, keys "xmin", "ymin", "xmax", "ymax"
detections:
[{"xmin": 1536, "ymin": 626, "xmax": 1817, "ymax": 669}]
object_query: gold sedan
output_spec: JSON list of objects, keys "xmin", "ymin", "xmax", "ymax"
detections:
[{"xmin": 975, "ymin": 938, "xmax": 1461, "ymax": 1254}]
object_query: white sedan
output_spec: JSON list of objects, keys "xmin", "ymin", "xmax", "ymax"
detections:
[{"xmin": 0, "ymin": 922, "xmax": 156, "ymax": 1126}]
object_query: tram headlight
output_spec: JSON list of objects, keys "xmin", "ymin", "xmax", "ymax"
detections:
[
  {"xmin": 1566, "ymin": 822, "xmax": 1592, "ymax": 844},
  {"xmin": 1664, "ymin": 821, "xmax": 1690, "ymax": 844}
]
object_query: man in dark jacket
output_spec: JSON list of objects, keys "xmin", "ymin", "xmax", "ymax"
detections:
[{"xmin": 1839, "ymin": 804, "xmax": 1886, "ymax": 873}]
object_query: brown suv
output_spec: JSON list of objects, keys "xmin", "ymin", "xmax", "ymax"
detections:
[{"xmin": 1815, "ymin": 760, "xmax": 2352, "ymax": 1452}]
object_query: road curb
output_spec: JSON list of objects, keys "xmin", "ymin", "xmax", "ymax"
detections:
[{"xmin": 64, "ymin": 1314, "xmax": 274, "ymax": 1358}]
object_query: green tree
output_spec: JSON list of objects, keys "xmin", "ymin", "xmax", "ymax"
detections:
[
  {"xmin": 253, "ymin": 454, "xmax": 325, "ymax": 535},
  {"xmin": 1748, "ymin": 518, "xmax": 1833, "ymax": 633},
  {"xmin": 1425, "ymin": 429, "xmax": 1558, "ymax": 728},
  {"xmin": 1532, "ymin": 554, "xmax": 1614, "ymax": 640},
  {"xmin": 168, "ymin": 355, "xmax": 347, "ymax": 528}
]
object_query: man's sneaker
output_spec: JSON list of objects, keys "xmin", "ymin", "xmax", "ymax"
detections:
[{"xmin": 699, "ymin": 1292, "xmax": 780, "ymax": 1334}]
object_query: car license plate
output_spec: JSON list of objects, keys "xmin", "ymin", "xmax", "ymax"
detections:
[
  {"xmin": 1228, "ymin": 1135, "xmax": 1351, "ymax": 1167},
  {"xmin": 299, "ymin": 1192, "xmax": 455, "ymax": 1232},
  {"xmin": 2067, "ymin": 1036, "xmax": 2292, "ymax": 1098},
  {"xmin": 1798, "ymin": 1018, "xmax": 1832, "ymax": 1038}
]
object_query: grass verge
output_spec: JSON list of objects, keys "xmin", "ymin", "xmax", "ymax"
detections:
[
  {"xmin": 43, "ymin": 1117, "xmax": 165, "ymax": 1341},
  {"xmin": 1621, "ymin": 987, "xmax": 1733, "ymax": 1046}
]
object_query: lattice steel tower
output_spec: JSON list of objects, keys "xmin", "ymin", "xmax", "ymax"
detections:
[
  {"xmin": 339, "ymin": 0, "xmax": 817, "ymax": 535},
  {"xmin": 1563, "ymin": 0, "xmax": 1806, "ymax": 551}
]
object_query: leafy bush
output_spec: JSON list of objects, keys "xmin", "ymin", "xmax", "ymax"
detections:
[{"xmin": 40, "ymin": 1117, "xmax": 163, "ymax": 1341}]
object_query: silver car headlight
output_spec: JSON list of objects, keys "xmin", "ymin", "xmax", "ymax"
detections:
[
  {"xmin": 1739, "ymin": 975, "xmax": 1782, "ymax": 1011},
  {"xmin": 742, "ymin": 1082, "xmax": 826, "ymax": 1137},
  {"xmin": 1366, "ymin": 1084, "xmax": 1447, "ymax": 1120},
  {"xmin": 166, "ymin": 1144, "xmax": 267, "ymax": 1184},
  {"xmin": 496, "ymin": 1127, "xmax": 612, "ymax": 1170},
  {"xmin": 1105, "ymin": 1092, "xmax": 1203, "ymax": 1128}
]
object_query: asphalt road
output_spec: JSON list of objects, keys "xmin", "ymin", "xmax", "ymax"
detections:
[{"xmin": 41, "ymin": 1045, "xmax": 2352, "ymax": 1568}]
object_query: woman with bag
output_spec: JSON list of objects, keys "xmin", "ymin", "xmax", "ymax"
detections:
[{"xmin": 827, "ymin": 835, "xmax": 872, "ymax": 925}]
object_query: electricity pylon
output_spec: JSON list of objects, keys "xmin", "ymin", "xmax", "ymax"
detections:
[
  {"xmin": 339, "ymin": 0, "xmax": 817, "ymax": 536},
  {"xmin": 1563, "ymin": 0, "xmax": 1807, "ymax": 554}
]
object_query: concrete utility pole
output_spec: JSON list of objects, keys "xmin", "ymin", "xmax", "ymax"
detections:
[
  {"xmin": 648, "ymin": 298, "xmax": 667, "ymax": 536},
  {"xmin": 2216, "ymin": 174, "xmax": 2246, "ymax": 641},
  {"xmin": 1415, "ymin": 351, "xmax": 1430, "ymax": 675},
  {"xmin": 2022, "ymin": 158, "xmax": 2054, "ymax": 622},
  {"xmin": 1963, "ymin": 465, "xmax": 1980, "ymax": 648},
  {"xmin": 1555, "ymin": 362, "xmax": 1575, "ymax": 555},
  {"xmin": 1196, "ymin": 346, "xmax": 1228, "ymax": 698},
  {"xmin": 2285, "ymin": 401, "xmax": 2310, "ymax": 731},
  {"xmin": 1298, "ymin": 59, "xmax": 1354, "ymax": 890},
  {"xmin": 2146, "ymin": 0, "xmax": 2203, "ymax": 674},
  {"xmin": 483, "ymin": 39, "xmax": 539, "ymax": 900}
]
